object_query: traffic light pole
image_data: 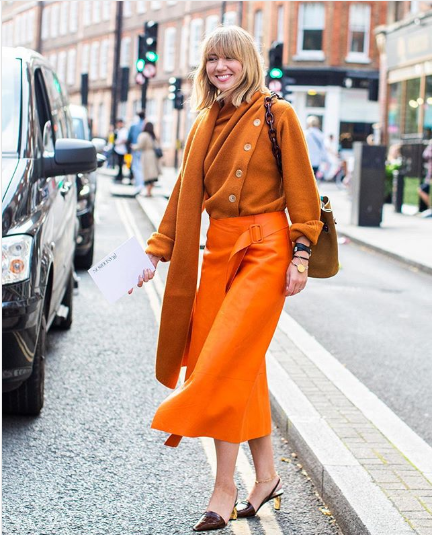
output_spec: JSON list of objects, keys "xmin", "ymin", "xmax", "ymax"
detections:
[
  {"xmin": 141, "ymin": 76, "xmax": 149, "ymax": 112},
  {"xmin": 174, "ymin": 108, "xmax": 182, "ymax": 172}
]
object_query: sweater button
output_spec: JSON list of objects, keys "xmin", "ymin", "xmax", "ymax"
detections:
[
  {"xmin": 244, "ymin": 143, "xmax": 252, "ymax": 151},
  {"xmin": 229, "ymin": 194, "xmax": 236, "ymax": 202},
  {"xmin": 253, "ymin": 119, "xmax": 261, "ymax": 126},
  {"xmin": 235, "ymin": 169, "xmax": 243, "ymax": 178}
]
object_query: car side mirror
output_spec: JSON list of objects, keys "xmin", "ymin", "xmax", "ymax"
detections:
[
  {"xmin": 43, "ymin": 139, "xmax": 97, "ymax": 178},
  {"xmin": 92, "ymin": 137, "xmax": 106, "ymax": 154}
]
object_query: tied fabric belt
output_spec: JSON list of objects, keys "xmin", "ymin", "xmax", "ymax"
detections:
[{"xmin": 163, "ymin": 211, "xmax": 289, "ymax": 449}]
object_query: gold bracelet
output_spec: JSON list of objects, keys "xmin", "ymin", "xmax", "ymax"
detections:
[
  {"xmin": 291, "ymin": 260, "xmax": 308, "ymax": 273},
  {"xmin": 255, "ymin": 473, "xmax": 278, "ymax": 484}
]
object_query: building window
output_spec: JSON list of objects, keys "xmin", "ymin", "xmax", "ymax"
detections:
[
  {"xmin": 100, "ymin": 39, "xmax": 109, "ymax": 79},
  {"xmin": 67, "ymin": 49, "xmax": 76, "ymax": 86},
  {"xmin": 346, "ymin": 4, "xmax": 371, "ymax": 63},
  {"xmin": 81, "ymin": 44, "xmax": 90, "ymax": 74},
  {"xmin": 164, "ymin": 27, "xmax": 176, "ymax": 73},
  {"xmin": 424, "ymin": 76, "xmax": 432, "ymax": 140},
  {"xmin": 49, "ymin": 54, "xmax": 57, "ymax": 71},
  {"xmin": 277, "ymin": 5, "xmax": 284, "ymax": 42},
  {"xmin": 57, "ymin": 51, "xmax": 67, "ymax": 83},
  {"xmin": 150, "ymin": 1, "xmax": 161, "ymax": 10},
  {"xmin": 51, "ymin": 3, "xmax": 59, "ymax": 38},
  {"xmin": 189, "ymin": 18, "xmax": 203, "ymax": 67},
  {"xmin": 146, "ymin": 98, "xmax": 158, "ymax": 124},
  {"xmin": 83, "ymin": 1, "xmax": 92, "ymax": 27},
  {"xmin": 98, "ymin": 102, "xmax": 106, "ymax": 138},
  {"xmin": 60, "ymin": 2, "xmax": 68, "ymax": 36},
  {"xmin": 90, "ymin": 42, "xmax": 100, "ymax": 81},
  {"xmin": 296, "ymin": 3, "xmax": 325, "ymax": 60},
  {"xmin": 223, "ymin": 11, "xmax": 237, "ymax": 26},
  {"xmin": 205, "ymin": 15, "xmax": 219, "ymax": 36},
  {"xmin": 167, "ymin": 1, "xmax": 177, "ymax": 5},
  {"xmin": 123, "ymin": 1, "xmax": 132, "ymax": 17},
  {"xmin": 162, "ymin": 98, "xmax": 174, "ymax": 145},
  {"xmin": 405, "ymin": 78, "xmax": 421, "ymax": 135},
  {"xmin": 180, "ymin": 24, "xmax": 189, "ymax": 70},
  {"xmin": 254, "ymin": 10, "xmax": 263, "ymax": 50},
  {"xmin": 93, "ymin": 0, "xmax": 101, "ymax": 24},
  {"xmin": 120, "ymin": 37, "xmax": 131, "ymax": 67},
  {"xmin": 388, "ymin": 82, "xmax": 402, "ymax": 143},
  {"xmin": 70, "ymin": 2, "xmax": 78, "ymax": 33},
  {"xmin": 102, "ymin": 1, "xmax": 111, "ymax": 21},
  {"xmin": 42, "ymin": 7, "xmax": 50, "ymax": 40},
  {"xmin": 137, "ymin": 1, "xmax": 146, "ymax": 14}
]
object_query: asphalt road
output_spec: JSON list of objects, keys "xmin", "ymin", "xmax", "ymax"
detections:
[
  {"xmin": 285, "ymin": 234, "xmax": 432, "ymax": 446},
  {"xmin": 2, "ymin": 176, "xmax": 341, "ymax": 535}
]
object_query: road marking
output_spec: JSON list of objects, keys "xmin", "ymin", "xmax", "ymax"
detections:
[
  {"xmin": 278, "ymin": 310, "xmax": 432, "ymax": 480},
  {"xmin": 118, "ymin": 198, "xmax": 284, "ymax": 535}
]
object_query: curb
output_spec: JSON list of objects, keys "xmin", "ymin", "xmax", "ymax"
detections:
[{"xmin": 337, "ymin": 229, "xmax": 432, "ymax": 277}]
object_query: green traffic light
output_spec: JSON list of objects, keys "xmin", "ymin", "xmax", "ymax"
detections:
[
  {"xmin": 136, "ymin": 58, "xmax": 145, "ymax": 72},
  {"xmin": 269, "ymin": 68, "xmax": 283, "ymax": 79},
  {"xmin": 146, "ymin": 51, "xmax": 158, "ymax": 62}
]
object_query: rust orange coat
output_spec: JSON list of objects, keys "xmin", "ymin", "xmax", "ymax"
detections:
[{"xmin": 146, "ymin": 91, "xmax": 323, "ymax": 389}]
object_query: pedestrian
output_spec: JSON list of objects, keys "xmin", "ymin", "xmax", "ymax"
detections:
[
  {"xmin": 305, "ymin": 115, "xmax": 328, "ymax": 180},
  {"xmin": 418, "ymin": 139, "xmax": 432, "ymax": 216},
  {"xmin": 133, "ymin": 121, "xmax": 161, "ymax": 197},
  {"xmin": 130, "ymin": 25, "xmax": 323, "ymax": 532},
  {"xmin": 105, "ymin": 124, "xmax": 116, "ymax": 168},
  {"xmin": 113, "ymin": 118, "xmax": 128, "ymax": 182},
  {"xmin": 127, "ymin": 111, "xmax": 146, "ymax": 191},
  {"xmin": 324, "ymin": 133, "xmax": 339, "ymax": 181}
]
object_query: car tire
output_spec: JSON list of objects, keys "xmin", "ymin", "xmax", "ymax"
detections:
[
  {"xmin": 55, "ymin": 269, "xmax": 74, "ymax": 330},
  {"xmin": 75, "ymin": 233, "xmax": 94, "ymax": 270},
  {"xmin": 3, "ymin": 315, "xmax": 46, "ymax": 416}
]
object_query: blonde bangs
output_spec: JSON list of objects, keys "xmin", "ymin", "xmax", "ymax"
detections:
[{"xmin": 190, "ymin": 26, "xmax": 267, "ymax": 112}]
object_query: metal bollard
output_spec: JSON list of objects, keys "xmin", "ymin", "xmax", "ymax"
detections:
[{"xmin": 392, "ymin": 169, "xmax": 404, "ymax": 213}]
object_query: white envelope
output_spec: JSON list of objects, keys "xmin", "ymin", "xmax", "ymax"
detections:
[{"xmin": 88, "ymin": 236, "xmax": 155, "ymax": 303}]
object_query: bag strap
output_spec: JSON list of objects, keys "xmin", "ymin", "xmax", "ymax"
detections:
[{"xmin": 264, "ymin": 92, "xmax": 283, "ymax": 175}]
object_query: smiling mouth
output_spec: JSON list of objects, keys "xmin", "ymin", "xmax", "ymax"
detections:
[{"xmin": 216, "ymin": 74, "xmax": 232, "ymax": 81}]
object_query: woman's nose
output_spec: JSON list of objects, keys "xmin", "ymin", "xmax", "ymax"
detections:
[{"xmin": 216, "ymin": 59, "xmax": 227, "ymax": 70}]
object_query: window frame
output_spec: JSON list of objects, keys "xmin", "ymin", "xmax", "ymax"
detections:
[
  {"xmin": 346, "ymin": 3, "xmax": 371, "ymax": 64},
  {"xmin": 295, "ymin": 2, "xmax": 325, "ymax": 61},
  {"xmin": 163, "ymin": 27, "xmax": 177, "ymax": 73}
]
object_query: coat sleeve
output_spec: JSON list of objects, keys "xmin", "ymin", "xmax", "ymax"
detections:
[
  {"xmin": 278, "ymin": 105, "xmax": 323, "ymax": 245},
  {"xmin": 145, "ymin": 112, "xmax": 204, "ymax": 261}
]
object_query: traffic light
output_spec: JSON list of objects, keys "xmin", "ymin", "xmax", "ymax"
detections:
[
  {"xmin": 136, "ymin": 34, "xmax": 146, "ymax": 73},
  {"xmin": 269, "ymin": 42, "xmax": 283, "ymax": 79},
  {"xmin": 168, "ymin": 77, "xmax": 184, "ymax": 110},
  {"xmin": 144, "ymin": 21, "xmax": 158, "ymax": 64}
]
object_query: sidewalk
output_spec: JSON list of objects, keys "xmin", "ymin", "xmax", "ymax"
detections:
[{"xmin": 116, "ymin": 166, "xmax": 432, "ymax": 535}]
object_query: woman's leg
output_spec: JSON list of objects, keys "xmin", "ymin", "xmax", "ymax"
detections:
[
  {"xmin": 246, "ymin": 434, "xmax": 282, "ymax": 509},
  {"xmin": 206, "ymin": 439, "xmax": 239, "ymax": 521}
]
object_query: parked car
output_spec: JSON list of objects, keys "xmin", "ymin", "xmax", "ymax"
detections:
[
  {"xmin": 2, "ymin": 47, "xmax": 97, "ymax": 415},
  {"xmin": 69, "ymin": 104, "xmax": 105, "ymax": 269}
]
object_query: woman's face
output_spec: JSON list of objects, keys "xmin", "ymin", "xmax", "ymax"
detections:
[{"xmin": 206, "ymin": 52, "xmax": 242, "ymax": 92}]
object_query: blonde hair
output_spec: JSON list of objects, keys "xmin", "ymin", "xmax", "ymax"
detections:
[
  {"xmin": 190, "ymin": 25, "xmax": 267, "ymax": 111},
  {"xmin": 307, "ymin": 115, "xmax": 321, "ymax": 128}
]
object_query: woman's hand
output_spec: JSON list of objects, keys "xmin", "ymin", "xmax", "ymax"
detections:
[
  {"xmin": 285, "ymin": 262, "xmax": 308, "ymax": 297},
  {"xmin": 128, "ymin": 254, "xmax": 161, "ymax": 294}
]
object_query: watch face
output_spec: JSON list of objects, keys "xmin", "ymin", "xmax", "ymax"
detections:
[{"xmin": 297, "ymin": 264, "xmax": 306, "ymax": 273}]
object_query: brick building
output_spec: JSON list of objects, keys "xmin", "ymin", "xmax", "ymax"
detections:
[{"xmin": 3, "ymin": 1, "xmax": 389, "ymax": 164}]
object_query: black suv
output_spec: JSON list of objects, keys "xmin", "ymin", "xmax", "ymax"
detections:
[{"xmin": 2, "ymin": 47, "xmax": 97, "ymax": 415}]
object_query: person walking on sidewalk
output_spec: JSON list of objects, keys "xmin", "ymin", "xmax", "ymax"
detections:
[
  {"xmin": 305, "ymin": 115, "xmax": 328, "ymax": 180},
  {"xmin": 133, "ymin": 122, "xmax": 161, "ymax": 197},
  {"xmin": 130, "ymin": 26, "xmax": 323, "ymax": 532},
  {"xmin": 113, "ymin": 118, "xmax": 128, "ymax": 182},
  {"xmin": 127, "ymin": 111, "xmax": 146, "ymax": 192}
]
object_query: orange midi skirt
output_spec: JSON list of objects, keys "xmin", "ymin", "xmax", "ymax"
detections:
[{"xmin": 151, "ymin": 211, "xmax": 292, "ymax": 447}]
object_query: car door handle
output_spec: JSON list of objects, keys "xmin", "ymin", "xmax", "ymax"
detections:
[{"xmin": 59, "ymin": 182, "xmax": 72, "ymax": 196}]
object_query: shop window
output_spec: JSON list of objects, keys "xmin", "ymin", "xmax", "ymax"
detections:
[
  {"xmin": 424, "ymin": 76, "xmax": 432, "ymax": 140},
  {"xmin": 404, "ymin": 78, "xmax": 421, "ymax": 135},
  {"xmin": 339, "ymin": 122, "xmax": 373, "ymax": 149},
  {"xmin": 306, "ymin": 92, "xmax": 325, "ymax": 108},
  {"xmin": 388, "ymin": 82, "xmax": 402, "ymax": 143}
]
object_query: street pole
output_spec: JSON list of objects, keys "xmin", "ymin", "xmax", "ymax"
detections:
[
  {"xmin": 141, "ymin": 76, "xmax": 149, "ymax": 112},
  {"xmin": 221, "ymin": 1, "xmax": 226, "ymax": 23},
  {"xmin": 110, "ymin": 2, "xmax": 123, "ymax": 126},
  {"xmin": 36, "ymin": 1, "xmax": 44, "ymax": 54},
  {"xmin": 174, "ymin": 108, "xmax": 181, "ymax": 172}
]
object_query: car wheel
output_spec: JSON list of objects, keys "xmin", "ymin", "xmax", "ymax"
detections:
[
  {"xmin": 3, "ymin": 315, "xmax": 46, "ymax": 416},
  {"xmin": 75, "ymin": 234, "xmax": 94, "ymax": 270},
  {"xmin": 55, "ymin": 269, "xmax": 74, "ymax": 330}
]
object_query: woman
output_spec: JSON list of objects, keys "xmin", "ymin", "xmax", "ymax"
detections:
[
  {"xmin": 132, "ymin": 26, "xmax": 323, "ymax": 531},
  {"xmin": 133, "ymin": 122, "xmax": 161, "ymax": 197}
]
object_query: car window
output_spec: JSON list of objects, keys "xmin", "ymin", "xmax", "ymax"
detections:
[
  {"xmin": 72, "ymin": 117, "xmax": 85, "ymax": 140},
  {"xmin": 42, "ymin": 68, "xmax": 69, "ymax": 139},
  {"xmin": 1, "ymin": 57, "xmax": 22, "ymax": 154},
  {"xmin": 34, "ymin": 69, "xmax": 55, "ymax": 153}
]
